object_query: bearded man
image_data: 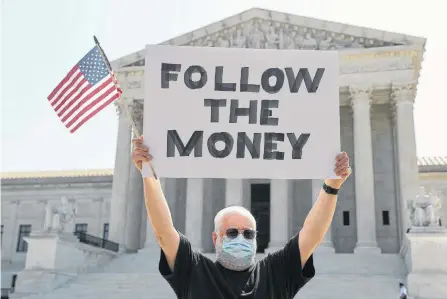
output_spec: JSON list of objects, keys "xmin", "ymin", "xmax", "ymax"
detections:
[{"xmin": 132, "ymin": 137, "xmax": 352, "ymax": 299}]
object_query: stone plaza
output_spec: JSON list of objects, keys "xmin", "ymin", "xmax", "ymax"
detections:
[{"xmin": 1, "ymin": 8, "xmax": 447, "ymax": 299}]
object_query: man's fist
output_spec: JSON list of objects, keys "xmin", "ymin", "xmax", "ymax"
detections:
[
  {"xmin": 325, "ymin": 152, "xmax": 351, "ymax": 189},
  {"xmin": 131, "ymin": 136, "xmax": 152, "ymax": 172}
]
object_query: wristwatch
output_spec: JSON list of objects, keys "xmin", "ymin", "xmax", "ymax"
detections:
[{"xmin": 322, "ymin": 182, "xmax": 339, "ymax": 195}]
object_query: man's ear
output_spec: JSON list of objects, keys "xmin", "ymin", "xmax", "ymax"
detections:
[{"xmin": 212, "ymin": 232, "xmax": 218, "ymax": 245}]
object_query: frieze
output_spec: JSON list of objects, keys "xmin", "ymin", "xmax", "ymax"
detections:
[
  {"xmin": 115, "ymin": 70, "xmax": 145, "ymax": 90},
  {"xmin": 119, "ymin": 51, "xmax": 417, "ymax": 78},
  {"xmin": 340, "ymin": 56, "xmax": 414, "ymax": 74}
]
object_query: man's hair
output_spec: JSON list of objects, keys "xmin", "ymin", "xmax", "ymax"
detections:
[
  {"xmin": 399, "ymin": 283, "xmax": 404, "ymax": 287},
  {"xmin": 214, "ymin": 206, "xmax": 256, "ymax": 232}
]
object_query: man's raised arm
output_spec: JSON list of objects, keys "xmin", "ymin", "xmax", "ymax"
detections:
[
  {"xmin": 298, "ymin": 152, "xmax": 351, "ymax": 268},
  {"xmin": 132, "ymin": 137, "xmax": 180, "ymax": 271}
]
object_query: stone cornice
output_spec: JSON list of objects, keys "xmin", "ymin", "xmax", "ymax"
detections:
[
  {"xmin": 1, "ymin": 182, "xmax": 112, "ymax": 191},
  {"xmin": 1, "ymin": 169, "xmax": 113, "ymax": 180},
  {"xmin": 2, "ymin": 196, "xmax": 112, "ymax": 204}
]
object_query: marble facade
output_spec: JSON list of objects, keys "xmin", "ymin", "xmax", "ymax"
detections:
[
  {"xmin": 2, "ymin": 8, "xmax": 447, "ymax": 298},
  {"xmin": 108, "ymin": 8, "xmax": 428, "ymax": 254}
]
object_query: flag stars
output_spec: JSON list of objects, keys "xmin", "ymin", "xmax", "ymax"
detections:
[{"xmin": 78, "ymin": 47, "xmax": 110, "ymax": 85}]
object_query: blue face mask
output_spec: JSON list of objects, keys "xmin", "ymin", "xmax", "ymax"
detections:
[{"xmin": 216, "ymin": 234, "xmax": 256, "ymax": 271}]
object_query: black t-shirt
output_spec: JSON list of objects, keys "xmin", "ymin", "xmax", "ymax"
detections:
[{"xmin": 159, "ymin": 233, "xmax": 315, "ymax": 299}]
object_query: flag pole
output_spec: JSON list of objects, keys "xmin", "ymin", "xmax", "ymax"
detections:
[{"xmin": 93, "ymin": 36, "xmax": 158, "ymax": 179}]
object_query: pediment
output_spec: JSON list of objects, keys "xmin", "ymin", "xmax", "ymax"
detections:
[{"xmin": 112, "ymin": 8, "xmax": 425, "ymax": 69}]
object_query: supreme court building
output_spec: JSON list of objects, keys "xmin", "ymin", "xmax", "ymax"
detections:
[
  {"xmin": 107, "ymin": 8, "xmax": 427, "ymax": 254},
  {"xmin": 3, "ymin": 8, "xmax": 447, "ymax": 299}
]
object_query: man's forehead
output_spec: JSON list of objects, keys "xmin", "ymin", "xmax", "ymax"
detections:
[{"xmin": 221, "ymin": 213, "xmax": 254, "ymax": 229}]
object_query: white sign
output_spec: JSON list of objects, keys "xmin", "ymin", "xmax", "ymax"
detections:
[{"xmin": 143, "ymin": 45, "xmax": 340, "ymax": 179}]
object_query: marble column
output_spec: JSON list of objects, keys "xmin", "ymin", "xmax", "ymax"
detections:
[
  {"xmin": 109, "ymin": 100, "xmax": 132, "ymax": 245},
  {"xmin": 124, "ymin": 100, "xmax": 145, "ymax": 252},
  {"xmin": 3, "ymin": 200, "xmax": 19, "ymax": 261},
  {"xmin": 392, "ymin": 83, "xmax": 419, "ymax": 241},
  {"xmin": 266, "ymin": 180, "xmax": 291, "ymax": 252},
  {"xmin": 349, "ymin": 86, "xmax": 380, "ymax": 253},
  {"xmin": 163, "ymin": 178, "xmax": 179, "ymax": 224},
  {"xmin": 225, "ymin": 179, "xmax": 244, "ymax": 207},
  {"xmin": 312, "ymin": 179, "xmax": 335, "ymax": 252},
  {"xmin": 185, "ymin": 178, "xmax": 204, "ymax": 251},
  {"xmin": 94, "ymin": 198, "xmax": 104, "ymax": 237}
]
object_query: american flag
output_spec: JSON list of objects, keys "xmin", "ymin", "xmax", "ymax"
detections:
[{"xmin": 47, "ymin": 46, "xmax": 121, "ymax": 133}]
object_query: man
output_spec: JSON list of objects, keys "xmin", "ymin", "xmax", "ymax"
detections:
[
  {"xmin": 132, "ymin": 137, "xmax": 352, "ymax": 298},
  {"xmin": 399, "ymin": 283, "xmax": 408, "ymax": 299}
]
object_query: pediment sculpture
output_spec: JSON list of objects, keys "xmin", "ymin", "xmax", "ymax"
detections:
[
  {"xmin": 123, "ymin": 18, "xmax": 401, "ymax": 68},
  {"xmin": 188, "ymin": 19, "xmax": 399, "ymax": 50},
  {"xmin": 43, "ymin": 196, "xmax": 77, "ymax": 233}
]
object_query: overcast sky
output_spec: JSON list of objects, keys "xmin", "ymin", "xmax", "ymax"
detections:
[{"xmin": 1, "ymin": 0, "xmax": 445, "ymax": 172}]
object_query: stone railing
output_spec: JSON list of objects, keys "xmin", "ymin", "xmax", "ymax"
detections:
[
  {"xmin": 11, "ymin": 232, "xmax": 119, "ymax": 298},
  {"xmin": 74, "ymin": 232, "xmax": 119, "ymax": 253}
]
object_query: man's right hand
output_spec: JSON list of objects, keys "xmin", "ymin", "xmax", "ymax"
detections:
[
  {"xmin": 131, "ymin": 137, "xmax": 152, "ymax": 172},
  {"xmin": 132, "ymin": 136, "xmax": 180, "ymax": 271}
]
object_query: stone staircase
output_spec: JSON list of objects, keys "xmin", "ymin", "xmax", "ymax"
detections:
[{"xmin": 15, "ymin": 248, "xmax": 408, "ymax": 299}]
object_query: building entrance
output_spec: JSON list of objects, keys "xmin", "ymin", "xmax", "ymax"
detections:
[{"xmin": 250, "ymin": 183, "xmax": 270, "ymax": 253}]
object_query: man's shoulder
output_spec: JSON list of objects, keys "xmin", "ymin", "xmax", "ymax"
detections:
[{"xmin": 191, "ymin": 251, "xmax": 215, "ymax": 264}]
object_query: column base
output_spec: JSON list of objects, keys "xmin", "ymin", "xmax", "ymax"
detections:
[
  {"xmin": 142, "ymin": 244, "xmax": 161, "ymax": 254},
  {"xmin": 354, "ymin": 243, "xmax": 381, "ymax": 254},
  {"xmin": 124, "ymin": 248, "xmax": 139, "ymax": 254},
  {"xmin": 314, "ymin": 244, "xmax": 335, "ymax": 254},
  {"xmin": 264, "ymin": 246, "xmax": 284, "ymax": 254}
]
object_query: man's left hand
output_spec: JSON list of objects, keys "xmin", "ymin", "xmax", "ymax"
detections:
[{"xmin": 325, "ymin": 152, "xmax": 351, "ymax": 189}]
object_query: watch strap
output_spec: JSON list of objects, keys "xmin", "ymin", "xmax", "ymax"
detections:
[{"xmin": 322, "ymin": 182, "xmax": 339, "ymax": 195}]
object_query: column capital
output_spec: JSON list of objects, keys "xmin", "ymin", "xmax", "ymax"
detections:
[
  {"xmin": 114, "ymin": 98, "xmax": 133, "ymax": 116},
  {"xmin": 391, "ymin": 83, "xmax": 415, "ymax": 123},
  {"xmin": 349, "ymin": 85, "xmax": 373, "ymax": 108},
  {"xmin": 391, "ymin": 82, "xmax": 415, "ymax": 105},
  {"xmin": 131, "ymin": 100, "xmax": 144, "ymax": 124}
]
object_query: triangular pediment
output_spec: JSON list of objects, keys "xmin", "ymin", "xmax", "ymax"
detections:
[{"xmin": 112, "ymin": 7, "xmax": 425, "ymax": 69}]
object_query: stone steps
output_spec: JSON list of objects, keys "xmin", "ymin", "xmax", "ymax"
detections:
[
  {"xmin": 16, "ymin": 250, "xmax": 408, "ymax": 299},
  {"xmin": 18, "ymin": 273, "xmax": 403, "ymax": 299},
  {"xmin": 17, "ymin": 274, "xmax": 175, "ymax": 299}
]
